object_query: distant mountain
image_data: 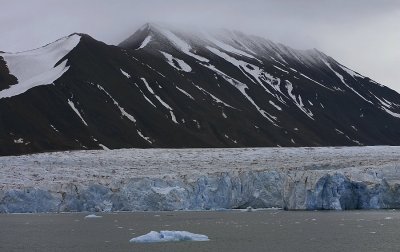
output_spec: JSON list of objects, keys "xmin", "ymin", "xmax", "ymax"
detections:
[{"xmin": 1, "ymin": 23, "xmax": 400, "ymax": 155}]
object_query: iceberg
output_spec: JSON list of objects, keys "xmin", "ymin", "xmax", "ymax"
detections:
[{"xmin": 130, "ymin": 230, "xmax": 209, "ymax": 243}]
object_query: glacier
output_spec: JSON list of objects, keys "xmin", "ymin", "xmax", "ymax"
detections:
[{"xmin": 0, "ymin": 147, "xmax": 399, "ymax": 213}]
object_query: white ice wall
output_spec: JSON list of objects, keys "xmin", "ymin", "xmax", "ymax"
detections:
[{"xmin": 1, "ymin": 147, "xmax": 399, "ymax": 213}]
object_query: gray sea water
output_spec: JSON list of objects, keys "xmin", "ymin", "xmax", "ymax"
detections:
[{"xmin": 1, "ymin": 210, "xmax": 399, "ymax": 252}]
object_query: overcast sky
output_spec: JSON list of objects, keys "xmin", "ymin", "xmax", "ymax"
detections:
[{"xmin": 1, "ymin": 0, "xmax": 399, "ymax": 92}]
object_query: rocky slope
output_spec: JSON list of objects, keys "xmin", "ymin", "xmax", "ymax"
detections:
[{"xmin": 1, "ymin": 24, "xmax": 400, "ymax": 155}]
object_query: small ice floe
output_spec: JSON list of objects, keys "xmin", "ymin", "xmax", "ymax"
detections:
[
  {"xmin": 245, "ymin": 206, "xmax": 253, "ymax": 212},
  {"xmin": 84, "ymin": 214, "xmax": 103, "ymax": 219},
  {"xmin": 129, "ymin": 230, "xmax": 209, "ymax": 243}
]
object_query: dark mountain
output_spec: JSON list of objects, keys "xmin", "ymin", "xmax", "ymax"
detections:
[{"xmin": 1, "ymin": 23, "xmax": 400, "ymax": 155}]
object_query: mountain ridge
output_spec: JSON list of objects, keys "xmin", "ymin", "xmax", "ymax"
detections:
[{"xmin": 0, "ymin": 23, "xmax": 399, "ymax": 155}]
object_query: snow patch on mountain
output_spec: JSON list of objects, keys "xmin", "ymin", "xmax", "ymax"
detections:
[
  {"xmin": 299, "ymin": 73, "xmax": 332, "ymax": 91},
  {"xmin": 285, "ymin": 80, "xmax": 314, "ymax": 120},
  {"xmin": 137, "ymin": 129, "xmax": 153, "ymax": 144},
  {"xmin": 382, "ymin": 107, "xmax": 400, "ymax": 118},
  {"xmin": 92, "ymin": 83, "xmax": 136, "ymax": 123},
  {"xmin": 322, "ymin": 58, "xmax": 372, "ymax": 104},
  {"xmin": 0, "ymin": 35, "xmax": 81, "ymax": 99},
  {"xmin": 141, "ymin": 78, "xmax": 178, "ymax": 124},
  {"xmin": 200, "ymin": 62, "xmax": 277, "ymax": 125},
  {"xmin": 156, "ymin": 26, "xmax": 209, "ymax": 62},
  {"xmin": 138, "ymin": 36, "xmax": 152, "ymax": 49},
  {"xmin": 273, "ymin": 65, "xmax": 289, "ymax": 74},
  {"xmin": 204, "ymin": 32, "xmax": 257, "ymax": 59},
  {"xmin": 176, "ymin": 86, "xmax": 194, "ymax": 100},
  {"xmin": 160, "ymin": 51, "xmax": 192, "ymax": 72},
  {"xmin": 133, "ymin": 83, "xmax": 157, "ymax": 107},
  {"xmin": 339, "ymin": 64, "xmax": 364, "ymax": 79},
  {"xmin": 120, "ymin": 69, "xmax": 131, "ymax": 78},
  {"xmin": 192, "ymin": 82, "xmax": 236, "ymax": 109},
  {"xmin": 370, "ymin": 93, "xmax": 400, "ymax": 119},
  {"xmin": 206, "ymin": 46, "xmax": 285, "ymax": 103},
  {"xmin": 67, "ymin": 99, "xmax": 88, "ymax": 126},
  {"xmin": 98, "ymin": 144, "xmax": 110, "ymax": 150},
  {"xmin": 269, "ymin": 100, "xmax": 282, "ymax": 111}
]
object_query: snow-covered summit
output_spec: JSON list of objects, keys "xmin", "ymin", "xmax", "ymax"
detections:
[
  {"xmin": 121, "ymin": 23, "xmax": 337, "ymax": 67},
  {"xmin": 0, "ymin": 34, "xmax": 81, "ymax": 99}
]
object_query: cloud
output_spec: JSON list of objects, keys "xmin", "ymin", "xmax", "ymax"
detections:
[{"xmin": 0, "ymin": 0, "xmax": 399, "ymax": 91}]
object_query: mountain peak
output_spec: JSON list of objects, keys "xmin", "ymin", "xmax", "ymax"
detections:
[
  {"xmin": 2, "ymin": 24, "xmax": 400, "ymax": 155},
  {"xmin": 0, "ymin": 34, "xmax": 81, "ymax": 99},
  {"xmin": 119, "ymin": 22, "xmax": 187, "ymax": 50}
]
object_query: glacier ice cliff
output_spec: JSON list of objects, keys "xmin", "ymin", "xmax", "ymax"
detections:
[{"xmin": 0, "ymin": 147, "xmax": 399, "ymax": 212}]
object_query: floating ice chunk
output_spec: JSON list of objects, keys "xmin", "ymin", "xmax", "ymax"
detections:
[
  {"xmin": 84, "ymin": 214, "xmax": 102, "ymax": 219},
  {"xmin": 130, "ymin": 230, "xmax": 209, "ymax": 243},
  {"xmin": 245, "ymin": 206, "xmax": 253, "ymax": 212}
]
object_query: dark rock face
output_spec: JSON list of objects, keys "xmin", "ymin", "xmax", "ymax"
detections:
[{"xmin": 1, "ymin": 23, "xmax": 400, "ymax": 155}]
